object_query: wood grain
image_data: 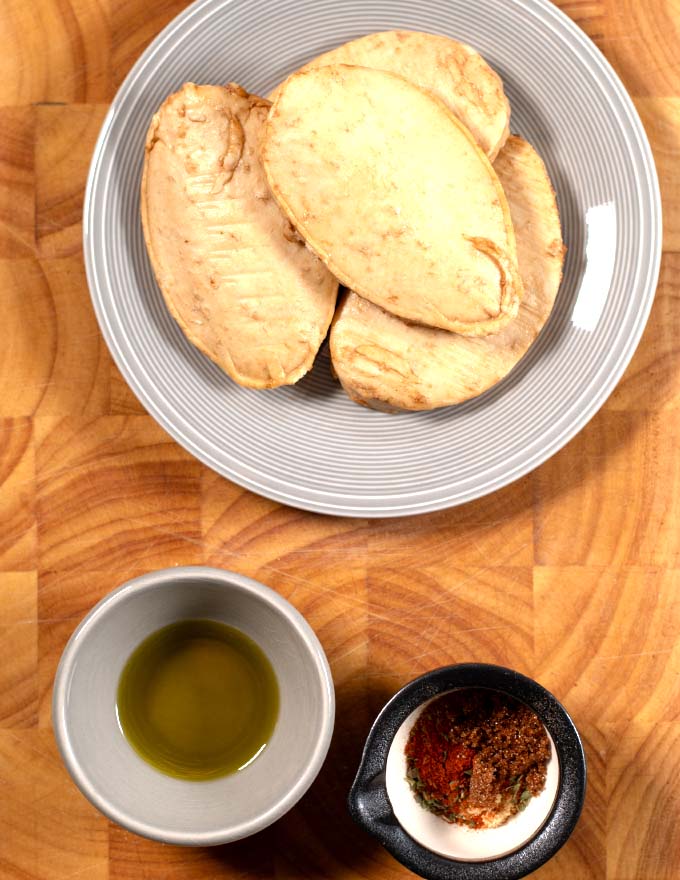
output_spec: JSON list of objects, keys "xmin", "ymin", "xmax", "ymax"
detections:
[
  {"xmin": 0, "ymin": 0, "xmax": 110, "ymax": 104},
  {"xmin": 605, "ymin": 253, "xmax": 680, "ymax": 411},
  {"xmin": 0, "ymin": 572, "xmax": 38, "ymax": 728},
  {"xmin": 0, "ymin": 0, "xmax": 679, "ymax": 878},
  {"xmin": 0, "ymin": 730, "xmax": 109, "ymax": 880},
  {"xmin": 0, "ymin": 258, "xmax": 112, "ymax": 418},
  {"xmin": 605, "ymin": 723, "xmax": 680, "ymax": 878},
  {"xmin": 35, "ymin": 105, "xmax": 109, "ymax": 258},
  {"xmin": 635, "ymin": 100, "xmax": 680, "ymax": 251},
  {"xmin": 35, "ymin": 415, "xmax": 203, "ymax": 570},
  {"xmin": 600, "ymin": 0, "xmax": 680, "ymax": 97},
  {"xmin": 0, "ymin": 108, "xmax": 34, "ymax": 258},
  {"xmin": 0, "ymin": 419, "xmax": 37, "ymax": 568},
  {"xmin": 534, "ymin": 411, "xmax": 680, "ymax": 567},
  {"xmin": 534, "ymin": 567, "xmax": 680, "ymax": 726}
]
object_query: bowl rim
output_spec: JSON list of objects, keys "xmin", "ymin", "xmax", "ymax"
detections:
[
  {"xmin": 348, "ymin": 663, "xmax": 586, "ymax": 879},
  {"xmin": 52, "ymin": 565, "xmax": 336, "ymax": 846},
  {"xmin": 82, "ymin": 0, "xmax": 663, "ymax": 519}
]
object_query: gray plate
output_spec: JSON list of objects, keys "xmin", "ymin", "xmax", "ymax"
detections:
[{"xmin": 84, "ymin": 0, "xmax": 661, "ymax": 518}]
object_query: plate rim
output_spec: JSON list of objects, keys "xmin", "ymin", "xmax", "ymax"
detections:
[{"xmin": 83, "ymin": 0, "xmax": 663, "ymax": 518}]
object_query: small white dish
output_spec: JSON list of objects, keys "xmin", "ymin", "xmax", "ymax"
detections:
[{"xmin": 385, "ymin": 696, "xmax": 560, "ymax": 861}]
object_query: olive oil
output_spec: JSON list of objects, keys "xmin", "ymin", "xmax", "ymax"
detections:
[{"xmin": 116, "ymin": 620, "xmax": 279, "ymax": 780}]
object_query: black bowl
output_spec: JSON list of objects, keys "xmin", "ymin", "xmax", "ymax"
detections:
[{"xmin": 348, "ymin": 664, "xmax": 586, "ymax": 880}]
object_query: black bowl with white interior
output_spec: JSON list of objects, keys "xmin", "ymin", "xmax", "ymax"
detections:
[{"xmin": 348, "ymin": 664, "xmax": 586, "ymax": 879}]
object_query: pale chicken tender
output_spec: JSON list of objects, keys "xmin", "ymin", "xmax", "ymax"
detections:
[
  {"xmin": 270, "ymin": 30, "xmax": 510, "ymax": 160},
  {"xmin": 263, "ymin": 65, "xmax": 522, "ymax": 337},
  {"xmin": 330, "ymin": 136, "xmax": 565, "ymax": 411},
  {"xmin": 141, "ymin": 82, "xmax": 338, "ymax": 389}
]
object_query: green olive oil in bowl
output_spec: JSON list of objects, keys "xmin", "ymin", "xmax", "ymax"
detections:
[{"xmin": 116, "ymin": 620, "xmax": 279, "ymax": 780}]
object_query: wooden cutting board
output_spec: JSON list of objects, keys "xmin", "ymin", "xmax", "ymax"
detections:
[{"xmin": 0, "ymin": 1, "xmax": 679, "ymax": 877}]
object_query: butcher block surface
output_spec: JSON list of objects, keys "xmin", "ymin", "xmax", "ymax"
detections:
[{"xmin": 0, "ymin": 0, "xmax": 679, "ymax": 877}]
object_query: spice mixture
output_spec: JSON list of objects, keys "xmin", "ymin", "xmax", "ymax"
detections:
[{"xmin": 405, "ymin": 689, "xmax": 551, "ymax": 829}]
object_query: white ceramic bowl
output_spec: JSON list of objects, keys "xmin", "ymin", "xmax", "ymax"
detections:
[
  {"xmin": 52, "ymin": 567, "xmax": 335, "ymax": 845},
  {"xmin": 385, "ymin": 697, "xmax": 560, "ymax": 861}
]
